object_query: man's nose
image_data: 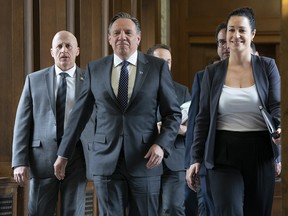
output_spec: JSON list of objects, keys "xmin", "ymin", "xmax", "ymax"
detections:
[
  {"xmin": 61, "ymin": 45, "xmax": 68, "ymax": 52},
  {"xmin": 119, "ymin": 31, "xmax": 126, "ymax": 39}
]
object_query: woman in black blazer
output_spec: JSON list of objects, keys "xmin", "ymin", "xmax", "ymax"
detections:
[{"xmin": 186, "ymin": 7, "xmax": 281, "ymax": 216}]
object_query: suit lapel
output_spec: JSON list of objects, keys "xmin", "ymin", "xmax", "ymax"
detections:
[
  {"xmin": 45, "ymin": 66, "xmax": 56, "ymax": 116},
  {"xmin": 251, "ymin": 55, "xmax": 267, "ymax": 108},
  {"xmin": 75, "ymin": 66, "xmax": 85, "ymax": 98},
  {"xmin": 98, "ymin": 54, "xmax": 149, "ymax": 111},
  {"xmin": 101, "ymin": 56, "xmax": 118, "ymax": 102},
  {"xmin": 129, "ymin": 52, "xmax": 149, "ymax": 106},
  {"xmin": 210, "ymin": 59, "xmax": 228, "ymax": 110}
]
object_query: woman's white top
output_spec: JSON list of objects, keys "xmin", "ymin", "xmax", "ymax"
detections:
[{"xmin": 217, "ymin": 84, "xmax": 267, "ymax": 131}]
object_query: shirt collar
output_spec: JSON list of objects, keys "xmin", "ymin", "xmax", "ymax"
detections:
[
  {"xmin": 55, "ymin": 64, "xmax": 76, "ymax": 77},
  {"xmin": 113, "ymin": 51, "xmax": 138, "ymax": 67}
]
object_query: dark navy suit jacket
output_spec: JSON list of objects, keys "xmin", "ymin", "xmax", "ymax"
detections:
[
  {"xmin": 57, "ymin": 52, "xmax": 182, "ymax": 177},
  {"xmin": 191, "ymin": 55, "xmax": 280, "ymax": 169},
  {"xmin": 185, "ymin": 70, "xmax": 204, "ymax": 169}
]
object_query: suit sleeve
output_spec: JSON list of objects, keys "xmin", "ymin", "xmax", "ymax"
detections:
[
  {"xmin": 154, "ymin": 62, "xmax": 182, "ymax": 155},
  {"xmin": 57, "ymin": 65, "xmax": 95, "ymax": 160},
  {"xmin": 191, "ymin": 69, "xmax": 211, "ymax": 164},
  {"xmin": 12, "ymin": 76, "xmax": 33, "ymax": 168},
  {"xmin": 264, "ymin": 57, "xmax": 281, "ymax": 160},
  {"xmin": 265, "ymin": 58, "xmax": 280, "ymax": 126},
  {"xmin": 185, "ymin": 72, "xmax": 202, "ymax": 168}
]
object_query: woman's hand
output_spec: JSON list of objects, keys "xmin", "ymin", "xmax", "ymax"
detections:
[
  {"xmin": 272, "ymin": 128, "xmax": 281, "ymax": 145},
  {"xmin": 186, "ymin": 163, "xmax": 200, "ymax": 192}
]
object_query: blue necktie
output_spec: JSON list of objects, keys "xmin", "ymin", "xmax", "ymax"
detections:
[
  {"xmin": 56, "ymin": 72, "xmax": 69, "ymax": 144},
  {"xmin": 117, "ymin": 61, "xmax": 129, "ymax": 111}
]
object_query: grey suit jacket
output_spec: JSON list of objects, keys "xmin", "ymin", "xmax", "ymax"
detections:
[
  {"xmin": 12, "ymin": 66, "xmax": 86, "ymax": 178},
  {"xmin": 57, "ymin": 52, "xmax": 182, "ymax": 177},
  {"xmin": 191, "ymin": 55, "xmax": 281, "ymax": 169}
]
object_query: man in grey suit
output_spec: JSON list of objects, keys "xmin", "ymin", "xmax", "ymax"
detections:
[
  {"xmin": 12, "ymin": 31, "xmax": 88, "ymax": 216},
  {"xmin": 54, "ymin": 12, "xmax": 181, "ymax": 216},
  {"xmin": 147, "ymin": 44, "xmax": 191, "ymax": 216}
]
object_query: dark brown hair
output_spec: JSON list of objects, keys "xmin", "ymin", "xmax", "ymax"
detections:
[
  {"xmin": 108, "ymin": 12, "xmax": 141, "ymax": 34},
  {"xmin": 226, "ymin": 7, "xmax": 256, "ymax": 31}
]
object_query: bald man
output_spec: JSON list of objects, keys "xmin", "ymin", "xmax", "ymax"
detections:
[{"xmin": 12, "ymin": 31, "xmax": 92, "ymax": 216}]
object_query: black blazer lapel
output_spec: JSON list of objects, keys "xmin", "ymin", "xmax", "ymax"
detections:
[
  {"xmin": 251, "ymin": 55, "xmax": 268, "ymax": 108},
  {"xmin": 210, "ymin": 59, "xmax": 228, "ymax": 110}
]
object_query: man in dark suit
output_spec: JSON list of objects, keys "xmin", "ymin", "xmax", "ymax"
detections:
[
  {"xmin": 54, "ymin": 12, "xmax": 181, "ymax": 216},
  {"xmin": 12, "ymin": 31, "xmax": 89, "ymax": 216},
  {"xmin": 185, "ymin": 22, "xmax": 229, "ymax": 216},
  {"xmin": 147, "ymin": 44, "xmax": 191, "ymax": 216}
]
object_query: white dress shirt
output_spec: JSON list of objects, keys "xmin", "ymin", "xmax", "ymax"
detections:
[
  {"xmin": 54, "ymin": 64, "xmax": 76, "ymax": 128},
  {"xmin": 111, "ymin": 51, "xmax": 138, "ymax": 103}
]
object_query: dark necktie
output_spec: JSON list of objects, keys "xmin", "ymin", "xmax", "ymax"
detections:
[
  {"xmin": 56, "ymin": 72, "xmax": 69, "ymax": 144},
  {"xmin": 117, "ymin": 61, "xmax": 129, "ymax": 111}
]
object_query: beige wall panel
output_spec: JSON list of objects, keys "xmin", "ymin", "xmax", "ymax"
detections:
[
  {"xmin": 38, "ymin": 0, "xmax": 67, "ymax": 69},
  {"xmin": 0, "ymin": 0, "xmax": 24, "ymax": 174},
  {"xmin": 139, "ymin": 0, "xmax": 161, "ymax": 53},
  {"xmin": 0, "ymin": 1, "xmax": 13, "ymax": 165},
  {"xmin": 77, "ymin": 0, "xmax": 105, "ymax": 67},
  {"xmin": 186, "ymin": 0, "xmax": 281, "ymax": 33},
  {"xmin": 109, "ymin": 0, "xmax": 134, "ymax": 16},
  {"xmin": 170, "ymin": 0, "xmax": 191, "ymax": 87}
]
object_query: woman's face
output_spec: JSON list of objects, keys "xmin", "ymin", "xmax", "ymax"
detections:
[{"xmin": 226, "ymin": 16, "xmax": 255, "ymax": 53}]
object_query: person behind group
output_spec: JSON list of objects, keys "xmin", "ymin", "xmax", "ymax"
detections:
[
  {"xmin": 12, "ymin": 31, "xmax": 89, "ymax": 216},
  {"xmin": 185, "ymin": 22, "xmax": 229, "ymax": 216},
  {"xmin": 147, "ymin": 44, "xmax": 191, "ymax": 216},
  {"xmin": 186, "ymin": 7, "xmax": 281, "ymax": 215},
  {"xmin": 53, "ymin": 12, "xmax": 182, "ymax": 216}
]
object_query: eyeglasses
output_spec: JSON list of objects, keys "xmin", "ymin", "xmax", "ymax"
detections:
[{"xmin": 217, "ymin": 39, "xmax": 227, "ymax": 48}]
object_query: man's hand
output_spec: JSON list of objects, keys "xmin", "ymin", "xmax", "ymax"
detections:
[
  {"xmin": 53, "ymin": 156, "xmax": 68, "ymax": 180},
  {"xmin": 13, "ymin": 166, "xmax": 30, "ymax": 187},
  {"xmin": 178, "ymin": 124, "xmax": 187, "ymax": 136},
  {"xmin": 186, "ymin": 163, "xmax": 200, "ymax": 192},
  {"xmin": 144, "ymin": 144, "xmax": 164, "ymax": 169}
]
